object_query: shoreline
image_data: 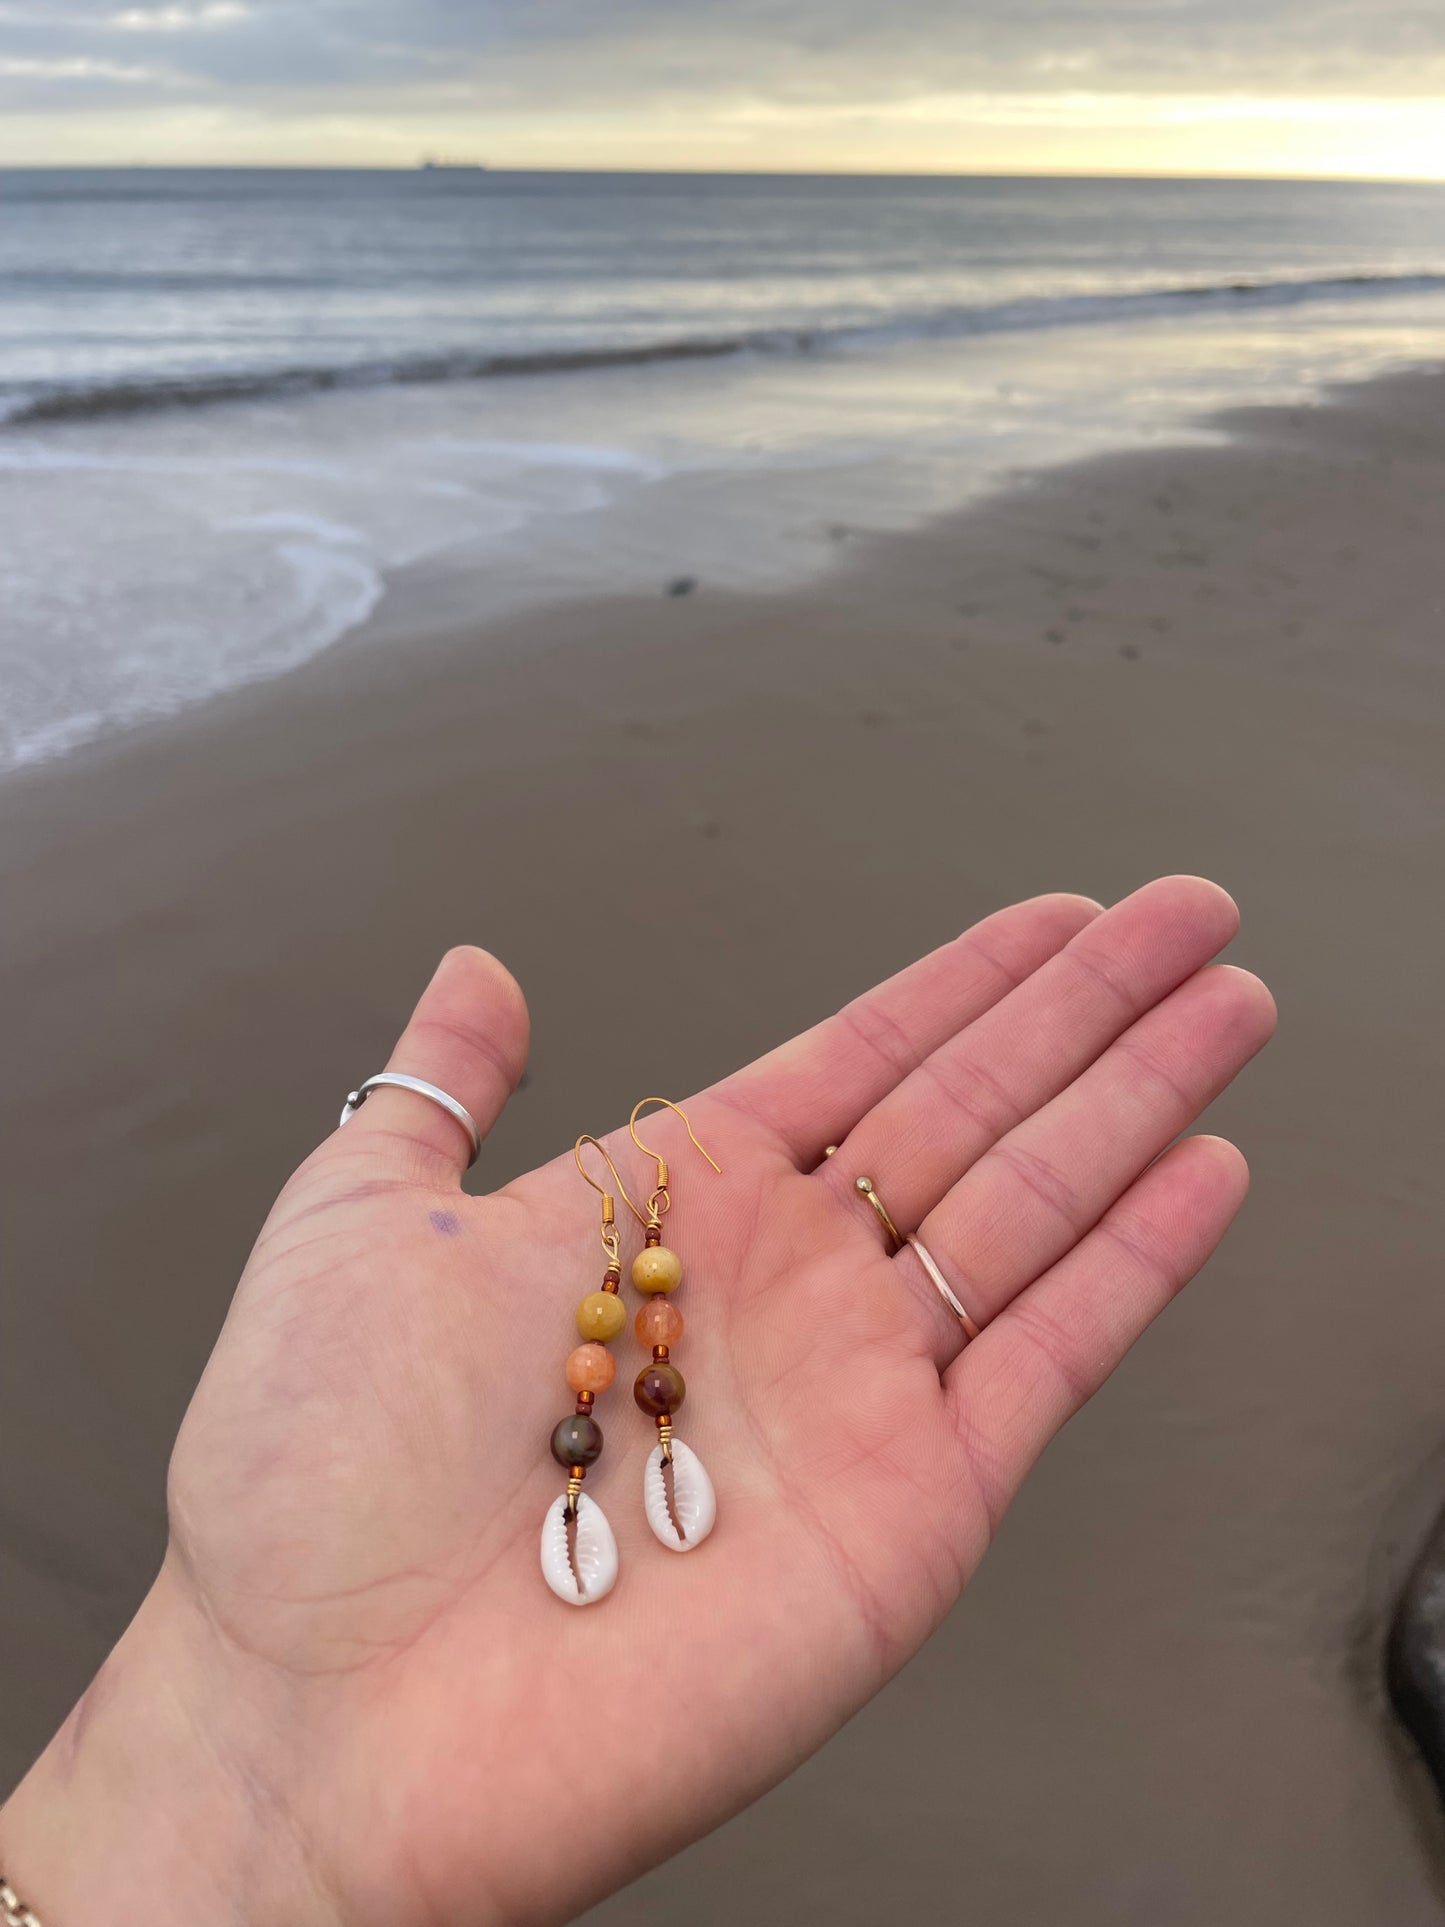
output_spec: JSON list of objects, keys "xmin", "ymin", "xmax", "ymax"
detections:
[
  {"xmin": 3, "ymin": 361, "xmax": 1445, "ymax": 1921},
  {"xmin": 8, "ymin": 275, "xmax": 1445, "ymax": 784},
  {"xmin": 2, "ymin": 352, "xmax": 1438, "ymax": 803}
]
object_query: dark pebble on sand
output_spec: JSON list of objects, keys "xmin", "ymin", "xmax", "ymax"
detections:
[
  {"xmin": 667, "ymin": 576, "xmax": 697, "ymax": 597},
  {"xmin": 1388, "ymin": 1501, "xmax": 1445, "ymax": 1807}
]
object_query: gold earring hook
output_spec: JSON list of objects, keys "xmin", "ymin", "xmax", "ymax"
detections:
[
  {"xmin": 574, "ymin": 1135, "xmax": 647, "ymax": 1261},
  {"xmin": 628, "ymin": 1098, "xmax": 721, "ymax": 1224}
]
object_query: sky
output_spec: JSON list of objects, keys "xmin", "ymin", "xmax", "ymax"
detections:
[{"xmin": 1, "ymin": 0, "xmax": 1444, "ymax": 178}]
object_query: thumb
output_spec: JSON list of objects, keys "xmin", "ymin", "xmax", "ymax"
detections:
[{"xmin": 329, "ymin": 946, "xmax": 530, "ymax": 1183}]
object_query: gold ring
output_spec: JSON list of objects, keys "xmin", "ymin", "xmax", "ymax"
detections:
[
  {"xmin": 823, "ymin": 1148, "xmax": 903, "ymax": 1251},
  {"xmin": 854, "ymin": 1175, "xmax": 902, "ymax": 1250},
  {"xmin": 825, "ymin": 1148, "xmax": 981, "ymax": 1339}
]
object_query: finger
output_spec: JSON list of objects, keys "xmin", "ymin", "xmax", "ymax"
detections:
[
  {"xmin": 331, "ymin": 946, "xmax": 530, "ymax": 1182},
  {"xmin": 708, "ymin": 892, "xmax": 1102, "ymax": 1163},
  {"xmin": 904, "ymin": 963, "xmax": 1275, "ymax": 1363},
  {"xmin": 819, "ymin": 875, "xmax": 1238, "ymax": 1230},
  {"xmin": 945, "ymin": 1135, "xmax": 1250, "ymax": 1533}
]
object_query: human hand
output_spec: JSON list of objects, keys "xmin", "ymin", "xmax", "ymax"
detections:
[{"xmin": 0, "ymin": 877, "xmax": 1274, "ymax": 1927}]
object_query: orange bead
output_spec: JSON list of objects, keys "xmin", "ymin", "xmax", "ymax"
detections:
[
  {"xmin": 635, "ymin": 1299, "xmax": 684, "ymax": 1347},
  {"xmin": 565, "ymin": 1343, "xmax": 616, "ymax": 1394}
]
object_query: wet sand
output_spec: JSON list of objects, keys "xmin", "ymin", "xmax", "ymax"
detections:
[{"xmin": 3, "ymin": 365, "xmax": 1445, "ymax": 1923}]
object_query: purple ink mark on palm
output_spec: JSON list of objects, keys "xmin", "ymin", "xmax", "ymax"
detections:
[{"xmin": 429, "ymin": 1209, "xmax": 462, "ymax": 1237}]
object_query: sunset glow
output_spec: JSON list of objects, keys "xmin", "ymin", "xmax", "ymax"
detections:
[{"xmin": 1, "ymin": 0, "xmax": 1444, "ymax": 179}]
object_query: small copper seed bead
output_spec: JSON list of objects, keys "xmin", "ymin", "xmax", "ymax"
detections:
[
  {"xmin": 565, "ymin": 1343, "xmax": 616, "ymax": 1394},
  {"xmin": 645, "ymin": 1225, "xmax": 662, "ymax": 1247},
  {"xmin": 632, "ymin": 1245, "xmax": 683, "ymax": 1296},
  {"xmin": 635, "ymin": 1298, "xmax": 684, "ymax": 1347},
  {"xmin": 575, "ymin": 1391, "xmax": 595, "ymax": 1414},
  {"xmin": 634, "ymin": 1360, "xmax": 686, "ymax": 1417},
  {"xmin": 577, "ymin": 1290, "xmax": 627, "ymax": 1342},
  {"xmin": 550, "ymin": 1412, "xmax": 603, "ymax": 1468},
  {"xmin": 603, "ymin": 1266, "xmax": 622, "ymax": 1289},
  {"xmin": 652, "ymin": 1344, "xmax": 669, "ymax": 1361}
]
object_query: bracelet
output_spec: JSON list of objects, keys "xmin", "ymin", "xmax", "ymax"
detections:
[{"xmin": 0, "ymin": 1875, "xmax": 43, "ymax": 1927}]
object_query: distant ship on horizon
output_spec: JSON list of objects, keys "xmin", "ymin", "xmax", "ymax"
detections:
[{"xmin": 419, "ymin": 157, "xmax": 490, "ymax": 172}]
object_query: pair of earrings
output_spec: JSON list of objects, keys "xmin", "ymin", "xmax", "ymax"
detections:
[{"xmin": 540, "ymin": 1098, "xmax": 720, "ymax": 1606}]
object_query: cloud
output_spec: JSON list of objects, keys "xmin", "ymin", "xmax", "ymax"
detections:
[
  {"xmin": 107, "ymin": 4, "xmax": 248, "ymax": 28},
  {"xmin": 2, "ymin": 0, "xmax": 1445, "ymax": 169},
  {"xmin": 4, "ymin": 0, "xmax": 1445, "ymax": 97},
  {"xmin": 0, "ymin": 51, "xmax": 161, "ymax": 78}
]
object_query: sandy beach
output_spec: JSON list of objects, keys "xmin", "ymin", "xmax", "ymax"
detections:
[{"xmin": 3, "ymin": 361, "xmax": 1445, "ymax": 1922}]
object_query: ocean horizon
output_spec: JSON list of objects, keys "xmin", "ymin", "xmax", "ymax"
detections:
[{"xmin": 3, "ymin": 165, "xmax": 1444, "ymax": 771}]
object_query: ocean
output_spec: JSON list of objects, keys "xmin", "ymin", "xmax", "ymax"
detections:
[{"xmin": 3, "ymin": 167, "xmax": 1445, "ymax": 772}]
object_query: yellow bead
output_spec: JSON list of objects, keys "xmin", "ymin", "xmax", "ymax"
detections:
[
  {"xmin": 632, "ymin": 1246, "xmax": 683, "ymax": 1295},
  {"xmin": 576, "ymin": 1290, "xmax": 627, "ymax": 1342}
]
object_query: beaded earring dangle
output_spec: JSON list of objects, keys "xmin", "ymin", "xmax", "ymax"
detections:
[
  {"xmin": 628, "ymin": 1098, "xmax": 721, "ymax": 1553},
  {"xmin": 538, "ymin": 1136, "xmax": 633, "ymax": 1606}
]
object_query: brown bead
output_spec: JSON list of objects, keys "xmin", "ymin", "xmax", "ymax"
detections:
[
  {"xmin": 550, "ymin": 1412, "xmax": 603, "ymax": 1468},
  {"xmin": 633, "ymin": 1361, "xmax": 686, "ymax": 1417},
  {"xmin": 565, "ymin": 1343, "xmax": 616, "ymax": 1394},
  {"xmin": 632, "ymin": 1245, "xmax": 683, "ymax": 1296},
  {"xmin": 635, "ymin": 1299, "xmax": 684, "ymax": 1347}
]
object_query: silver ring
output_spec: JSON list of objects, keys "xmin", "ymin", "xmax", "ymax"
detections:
[
  {"xmin": 905, "ymin": 1235, "xmax": 982, "ymax": 1342},
  {"xmin": 340, "ymin": 1073, "xmax": 482, "ymax": 1167}
]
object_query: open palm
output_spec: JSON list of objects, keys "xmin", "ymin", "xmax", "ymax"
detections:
[{"xmin": 76, "ymin": 878, "xmax": 1272, "ymax": 1926}]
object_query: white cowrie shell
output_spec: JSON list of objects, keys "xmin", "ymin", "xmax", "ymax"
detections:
[
  {"xmin": 644, "ymin": 1437, "xmax": 717, "ymax": 1551},
  {"xmin": 540, "ymin": 1491, "xmax": 619, "ymax": 1604}
]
